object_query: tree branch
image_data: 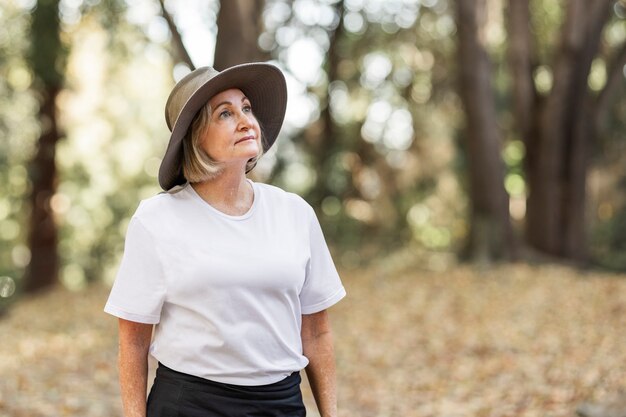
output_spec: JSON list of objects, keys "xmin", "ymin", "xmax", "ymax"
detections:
[{"xmin": 158, "ymin": 0, "xmax": 195, "ymax": 70}]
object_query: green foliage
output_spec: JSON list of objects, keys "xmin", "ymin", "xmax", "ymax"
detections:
[
  {"xmin": 53, "ymin": 20, "xmax": 172, "ymax": 288},
  {"xmin": 530, "ymin": 0, "xmax": 565, "ymax": 65},
  {"xmin": 0, "ymin": 2, "xmax": 38, "ymax": 309},
  {"xmin": 592, "ymin": 199, "xmax": 626, "ymax": 271},
  {"xmin": 1, "ymin": 0, "xmax": 172, "ymax": 302},
  {"xmin": 261, "ymin": 0, "xmax": 464, "ymax": 263},
  {"xmin": 592, "ymin": 100, "xmax": 626, "ymax": 271}
]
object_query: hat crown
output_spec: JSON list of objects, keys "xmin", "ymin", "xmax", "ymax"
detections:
[{"xmin": 165, "ymin": 67, "xmax": 219, "ymax": 131}]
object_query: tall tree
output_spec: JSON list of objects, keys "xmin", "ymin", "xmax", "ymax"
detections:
[
  {"xmin": 508, "ymin": 0, "xmax": 623, "ymax": 262},
  {"xmin": 455, "ymin": 0, "xmax": 515, "ymax": 261},
  {"xmin": 214, "ymin": 0, "xmax": 268, "ymax": 70},
  {"xmin": 23, "ymin": 0, "xmax": 66, "ymax": 292},
  {"xmin": 159, "ymin": 0, "xmax": 267, "ymax": 69},
  {"xmin": 308, "ymin": 0, "xmax": 345, "ymax": 209}
]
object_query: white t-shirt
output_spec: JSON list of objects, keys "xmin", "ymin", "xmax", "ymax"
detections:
[{"xmin": 104, "ymin": 181, "xmax": 346, "ymax": 385}]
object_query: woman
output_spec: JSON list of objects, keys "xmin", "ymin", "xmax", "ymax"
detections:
[{"xmin": 104, "ymin": 63, "xmax": 346, "ymax": 417}]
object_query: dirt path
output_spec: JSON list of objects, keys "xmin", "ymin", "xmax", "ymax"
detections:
[{"xmin": 1, "ymin": 263, "xmax": 625, "ymax": 417}]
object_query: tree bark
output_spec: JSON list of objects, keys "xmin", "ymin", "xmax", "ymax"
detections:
[
  {"xmin": 563, "ymin": 0, "xmax": 614, "ymax": 260},
  {"xmin": 24, "ymin": 87, "xmax": 61, "ymax": 293},
  {"xmin": 506, "ymin": 0, "xmax": 541, "ymax": 240},
  {"xmin": 506, "ymin": 0, "xmax": 535, "ymax": 144},
  {"xmin": 456, "ymin": 0, "xmax": 515, "ymax": 261},
  {"xmin": 214, "ymin": 0, "xmax": 268, "ymax": 70},
  {"xmin": 23, "ymin": 0, "xmax": 65, "ymax": 292},
  {"xmin": 527, "ymin": 0, "xmax": 613, "ymax": 261}
]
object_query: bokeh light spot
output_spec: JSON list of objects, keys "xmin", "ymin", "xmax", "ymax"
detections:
[
  {"xmin": 0, "ymin": 276, "xmax": 16, "ymax": 298},
  {"xmin": 322, "ymin": 196, "xmax": 342, "ymax": 217}
]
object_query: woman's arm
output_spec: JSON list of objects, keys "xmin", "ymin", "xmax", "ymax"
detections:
[
  {"xmin": 301, "ymin": 310, "xmax": 338, "ymax": 417},
  {"xmin": 117, "ymin": 318, "xmax": 153, "ymax": 417}
]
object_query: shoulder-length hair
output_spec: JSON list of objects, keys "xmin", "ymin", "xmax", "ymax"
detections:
[{"xmin": 181, "ymin": 102, "xmax": 264, "ymax": 183}]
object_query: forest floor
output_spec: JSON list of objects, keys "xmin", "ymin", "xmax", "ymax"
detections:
[{"xmin": 1, "ymin": 260, "xmax": 625, "ymax": 417}]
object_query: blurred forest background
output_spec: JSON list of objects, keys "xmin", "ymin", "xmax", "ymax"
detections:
[
  {"xmin": 0, "ymin": 0, "xmax": 625, "ymax": 300},
  {"xmin": 1, "ymin": 0, "xmax": 626, "ymax": 416}
]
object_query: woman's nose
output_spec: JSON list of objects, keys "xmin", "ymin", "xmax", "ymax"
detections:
[{"xmin": 237, "ymin": 111, "xmax": 254, "ymax": 129}]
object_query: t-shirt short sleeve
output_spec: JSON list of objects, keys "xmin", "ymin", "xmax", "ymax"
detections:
[
  {"xmin": 299, "ymin": 208, "xmax": 346, "ymax": 314},
  {"xmin": 104, "ymin": 215, "xmax": 166, "ymax": 324}
]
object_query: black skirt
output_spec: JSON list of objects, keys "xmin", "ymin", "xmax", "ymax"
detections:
[{"xmin": 146, "ymin": 363, "xmax": 306, "ymax": 417}]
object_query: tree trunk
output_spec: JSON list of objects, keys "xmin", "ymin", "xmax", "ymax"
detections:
[
  {"xmin": 456, "ymin": 0, "xmax": 515, "ymax": 261},
  {"xmin": 506, "ymin": 0, "xmax": 535, "ymax": 144},
  {"xmin": 308, "ymin": 0, "xmax": 345, "ymax": 208},
  {"xmin": 23, "ymin": 0, "xmax": 65, "ymax": 292},
  {"xmin": 214, "ymin": 0, "xmax": 268, "ymax": 70},
  {"xmin": 526, "ymin": 0, "xmax": 612, "ymax": 261},
  {"xmin": 563, "ymin": 0, "xmax": 614, "ymax": 261},
  {"xmin": 24, "ymin": 87, "xmax": 61, "ymax": 292}
]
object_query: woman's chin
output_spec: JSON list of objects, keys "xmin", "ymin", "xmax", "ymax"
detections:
[
  {"xmin": 239, "ymin": 142, "xmax": 261, "ymax": 159},
  {"xmin": 219, "ymin": 152, "xmax": 260, "ymax": 168}
]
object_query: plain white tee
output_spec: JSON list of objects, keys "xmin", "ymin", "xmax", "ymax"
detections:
[{"xmin": 104, "ymin": 181, "xmax": 346, "ymax": 385}]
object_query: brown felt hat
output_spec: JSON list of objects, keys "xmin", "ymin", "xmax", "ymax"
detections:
[{"xmin": 158, "ymin": 63, "xmax": 288, "ymax": 191}]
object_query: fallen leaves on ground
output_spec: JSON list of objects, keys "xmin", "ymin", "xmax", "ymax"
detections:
[{"xmin": 1, "ymin": 262, "xmax": 625, "ymax": 417}]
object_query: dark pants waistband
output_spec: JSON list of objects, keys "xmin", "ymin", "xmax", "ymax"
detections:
[
  {"xmin": 147, "ymin": 363, "xmax": 306, "ymax": 417},
  {"xmin": 155, "ymin": 363, "xmax": 302, "ymax": 398}
]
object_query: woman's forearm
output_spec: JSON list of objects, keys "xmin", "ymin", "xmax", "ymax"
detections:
[
  {"xmin": 304, "ymin": 333, "xmax": 337, "ymax": 417},
  {"xmin": 302, "ymin": 311, "xmax": 338, "ymax": 417},
  {"xmin": 117, "ymin": 319, "xmax": 153, "ymax": 417}
]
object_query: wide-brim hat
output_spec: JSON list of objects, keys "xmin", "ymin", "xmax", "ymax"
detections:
[{"xmin": 158, "ymin": 62, "xmax": 288, "ymax": 191}]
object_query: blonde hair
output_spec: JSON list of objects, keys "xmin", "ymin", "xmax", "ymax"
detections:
[{"xmin": 182, "ymin": 102, "xmax": 263, "ymax": 183}]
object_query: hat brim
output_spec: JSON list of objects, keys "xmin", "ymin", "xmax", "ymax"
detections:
[{"xmin": 158, "ymin": 63, "xmax": 287, "ymax": 191}]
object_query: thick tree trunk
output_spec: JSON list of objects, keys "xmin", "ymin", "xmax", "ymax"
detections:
[
  {"xmin": 563, "ymin": 1, "xmax": 614, "ymax": 261},
  {"xmin": 24, "ymin": 87, "xmax": 61, "ymax": 292},
  {"xmin": 526, "ymin": 0, "xmax": 612, "ymax": 261},
  {"xmin": 23, "ymin": 0, "xmax": 64, "ymax": 292},
  {"xmin": 456, "ymin": 0, "xmax": 515, "ymax": 261},
  {"xmin": 506, "ymin": 0, "xmax": 542, "ymax": 188},
  {"xmin": 214, "ymin": 0, "xmax": 267, "ymax": 70},
  {"xmin": 563, "ymin": 100, "xmax": 590, "ymax": 260},
  {"xmin": 527, "ymin": 0, "xmax": 583, "ymax": 256},
  {"xmin": 506, "ymin": 0, "xmax": 535, "ymax": 144}
]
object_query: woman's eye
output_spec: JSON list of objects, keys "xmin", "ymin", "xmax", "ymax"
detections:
[
  {"xmin": 219, "ymin": 109, "xmax": 231, "ymax": 118},
  {"xmin": 243, "ymin": 104, "xmax": 252, "ymax": 113}
]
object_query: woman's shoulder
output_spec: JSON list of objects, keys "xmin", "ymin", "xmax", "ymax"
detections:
[
  {"xmin": 255, "ymin": 182, "xmax": 313, "ymax": 214},
  {"xmin": 133, "ymin": 186, "xmax": 192, "ymax": 223}
]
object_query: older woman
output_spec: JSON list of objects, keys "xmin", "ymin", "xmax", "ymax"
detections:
[{"xmin": 104, "ymin": 63, "xmax": 346, "ymax": 417}]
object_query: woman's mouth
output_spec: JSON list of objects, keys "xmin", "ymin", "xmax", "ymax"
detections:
[{"xmin": 235, "ymin": 136, "xmax": 255, "ymax": 144}]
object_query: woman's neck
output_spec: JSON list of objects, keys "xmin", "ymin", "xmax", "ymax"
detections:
[{"xmin": 191, "ymin": 168, "xmax": 254, "ymax": 216}]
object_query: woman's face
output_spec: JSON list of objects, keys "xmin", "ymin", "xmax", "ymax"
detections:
[{"xmin": 201, "ymin": 88, "xmax": 262, "ymax": 166}]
